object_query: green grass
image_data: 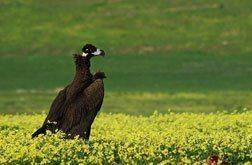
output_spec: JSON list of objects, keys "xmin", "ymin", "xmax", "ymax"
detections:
[
  {"xmin": 1, "ymin": 54, "xmax": 252, "ymax": 114},
  {"xmin": 1, "ymin": 112, "xmax": 251, "ymax": 163},
  {"xmin": 1, "ymin": 0, "xmax": 251, "ymax": 56},
  {"xmin": 0, "ymin": 0, "xmax": 252, "ymax": 114}
]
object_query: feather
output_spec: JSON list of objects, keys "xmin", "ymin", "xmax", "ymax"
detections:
[{"xmin": 32, "ymin": 54, "xmax": 105, "ymax": 140}]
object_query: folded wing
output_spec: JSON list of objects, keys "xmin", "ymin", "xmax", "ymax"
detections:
[{"xmin": 67, "ymin": 79, "xmax": 104, "ymax": 139}]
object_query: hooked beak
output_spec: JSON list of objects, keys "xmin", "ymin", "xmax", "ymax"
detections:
[{"xmin": 92, "ymin": 49, "xmax": 105, "ymax": 57}]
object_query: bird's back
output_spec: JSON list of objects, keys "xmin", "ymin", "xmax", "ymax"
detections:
[{"xmin": 83, "ymin": 79, "xmax": 104, "ymax": 113}]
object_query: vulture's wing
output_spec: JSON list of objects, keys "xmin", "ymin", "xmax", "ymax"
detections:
[
  {"xmin": 83, "ymin": 79, "xmax": 104, "ymax": 139},
  {"xmin": 67, "ymin": 79, "xmax": 104, "ymax": 139},
  {"xmin": 83, "ymin": 79, "xmax": 104, "ymax": 114},
  {"xmin": 42, "ymin": 85, "xmax": 69, "ymax": 125},
  {"xmin": 32, "ymin": 86, "xmax": 69, "ymax": 138}
]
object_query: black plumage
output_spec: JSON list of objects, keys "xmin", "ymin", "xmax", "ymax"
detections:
[{"xmin": 32, "ymin": 44, "xmax": 106, "ymax": 139}]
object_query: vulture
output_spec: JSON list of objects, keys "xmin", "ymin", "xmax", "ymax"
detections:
[{"xmin": 32, "ymin": 44, "xmax": 106, "ymax": 140}]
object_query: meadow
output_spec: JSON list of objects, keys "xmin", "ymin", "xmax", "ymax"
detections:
[
  {"xmin": 0, "ymin": 112, "xmax": 251, "ymax": 164},
  {"xmin": 1, "ymin": 0, "xmax": 252, "ymax": 163}
]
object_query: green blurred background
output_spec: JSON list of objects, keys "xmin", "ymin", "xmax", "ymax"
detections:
[{"xmin": 0, "ymin": 0, "xmax": 252, "ymax": 115}]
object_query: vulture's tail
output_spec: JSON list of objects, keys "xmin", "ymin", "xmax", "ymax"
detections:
[
  {"xmin": 32, "ymin": 126, "xmax": 47, "ymax": 138},
  {"xmin": 32, "ymin": 123, "xmax": 58, "ymax": 138}
]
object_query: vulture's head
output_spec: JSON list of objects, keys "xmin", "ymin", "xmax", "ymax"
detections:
[{"xmin": 81, "ymin": 44, "xmax": 105, "ymax": 58}]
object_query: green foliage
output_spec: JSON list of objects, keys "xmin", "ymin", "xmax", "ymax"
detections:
[
  {"xmin": 1, "ymin": 0, "xmax": 252, "ymax": 114},
  {"xmin": 0, "ymin": 112, "xmax": 251, "ymax": 164}
]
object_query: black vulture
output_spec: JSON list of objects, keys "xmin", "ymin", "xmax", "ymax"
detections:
[{"xmin": 32, "ymin": 44, "xmax": 106, "ymax": 140}]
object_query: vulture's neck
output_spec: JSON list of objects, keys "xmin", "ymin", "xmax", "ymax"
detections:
[{"xmin": 75, "ymin": 57, "xmax": 92, "ymax": 81}]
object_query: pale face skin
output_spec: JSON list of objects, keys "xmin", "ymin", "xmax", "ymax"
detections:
[
  {"xmin": 82, "ymin": 49, "xmax": 103, "ymax": 57},
  {"xmin": 81, "ymin": 44, "xmax": 105, "ymax": 57}
]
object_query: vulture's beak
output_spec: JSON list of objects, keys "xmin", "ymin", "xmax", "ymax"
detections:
[{"xmin": 92, "ymin": 49, "xmax": 105, "ymax": 57}]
